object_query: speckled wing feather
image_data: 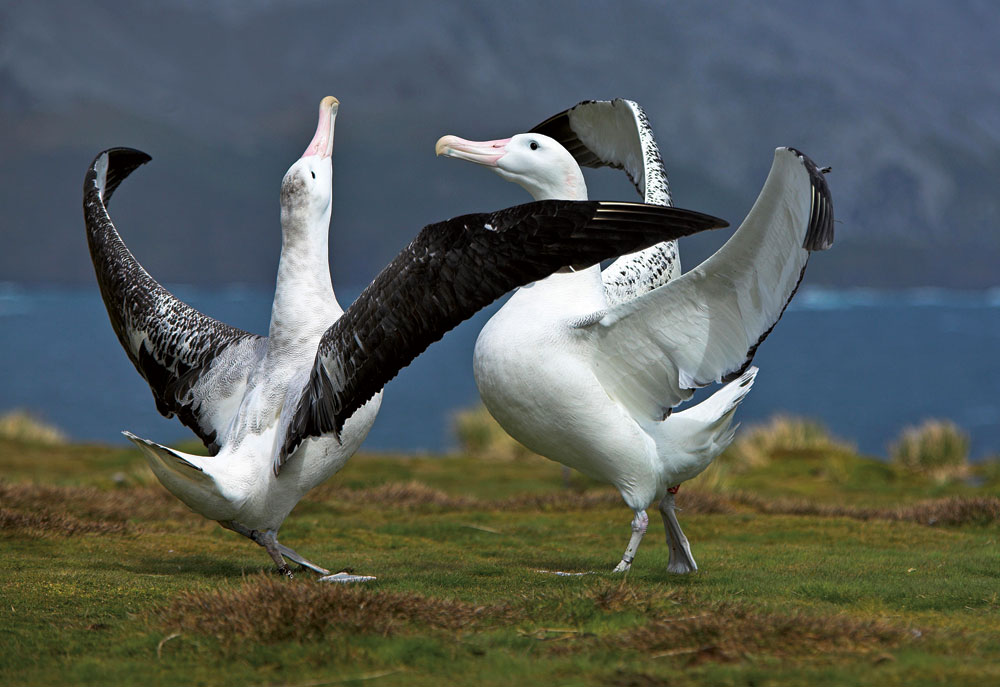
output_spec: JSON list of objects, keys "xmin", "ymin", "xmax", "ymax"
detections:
[
  {"xmin": 583, "ymin": 148, "xmax": 834, "ymax": 421},
  {"xmin": 276, "ymin": 200, "xmax": 729, "ymax": 471},
  {"xmin": 530, "ymin": 98, "xmax": 680, "ymax": 304},
  {"xmin": 83, "ymin": 148, "xmax": 265, "ymax": 453}
]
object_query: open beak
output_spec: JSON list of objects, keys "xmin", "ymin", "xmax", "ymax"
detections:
[
  {"xmin": 435, "ymin": 135, "xmax": 510, "ymax": 167},
  {"xmin": 302, "ymin": 96, "xmax": 338, "ymax": 159}
]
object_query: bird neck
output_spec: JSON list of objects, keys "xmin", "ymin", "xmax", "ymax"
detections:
[
  {"xmin": 267, "ymin": 208, "xmax": 341, "ymax": 356},
  {"xmin": 523, "ymin": 169, "xmax": 588, "ymax": 202}
]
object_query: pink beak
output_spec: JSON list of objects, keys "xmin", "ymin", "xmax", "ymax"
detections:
[
  {"xmin": 301, "ymin": 96, "xmax": 338, "ymax": 159},
  {"xmin": 435, "ymin": 135, "xmax": 511, "ymax": 166}
]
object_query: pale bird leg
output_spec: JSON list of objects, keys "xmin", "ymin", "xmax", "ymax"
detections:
[
  {"xmin": 659, "ymin": 487, "xmax": 697, "ymax": 574},
  {"xmin": 218, "ymin": 520, "xmax": 330, "ymax": 577},
  {"xmin": 613, "ymin": 509, "xmax": 649, "ymax": 573}
]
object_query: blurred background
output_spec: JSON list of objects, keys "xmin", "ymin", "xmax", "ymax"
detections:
[{"xmin": 1, "ymin": 0, "xmax": 999, "ymax": 458}]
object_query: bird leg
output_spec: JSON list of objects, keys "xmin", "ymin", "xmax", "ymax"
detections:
[
  {"xmin": 659, "ymin": 487, "xmax": 697, "ymax": 574},
  {"xmin": 271, "ymin": 538, "xmax": 332, "ymax": 576},
  {"xmin": 218, "ymin": 521, "xmax": 330, "ymax": 577},
  {"xmin": 613, "ymin": 509, "xmax": 649, "ymax": 573}
]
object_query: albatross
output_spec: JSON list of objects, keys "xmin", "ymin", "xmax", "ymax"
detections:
[
  {"xmin": 83, "ymin": 96, "xmax": 728, "ymax": 579},
  {"xmin": 436, "ymin": 104, "xmax": 834, "ymax": 573}
]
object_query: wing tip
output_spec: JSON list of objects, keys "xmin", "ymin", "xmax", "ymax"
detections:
[
  {"xmin": 784, "ymin": 147, "xmax": 835, "ymax": 252},
  {"xmin": 88, "ymin": 147, "xmax": 152, "ymax": 206}
]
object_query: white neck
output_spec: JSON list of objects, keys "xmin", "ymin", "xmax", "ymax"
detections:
[
  {"xmin": 517, "ymin": 168, "xmax": 588, "ymax": 202},
  {"xmin": 267, "ymin": 206, "xmax": 340, "ymax": 357}
]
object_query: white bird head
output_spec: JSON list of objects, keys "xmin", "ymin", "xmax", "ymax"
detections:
[
  {"xmin": 281, "ymin": 96, "xmax": 338, "ymax": 227},
  {"xmin": 435, "ymin": 132, "xmax": 588, "ymax": 201}
]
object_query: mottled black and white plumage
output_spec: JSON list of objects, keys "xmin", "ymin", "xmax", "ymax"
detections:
[
  {"xmin": 85, "ymin": 97, "xmax": 727, "ymax": 580},
  {"xmin": 438, "ymin": 116, "xmax": 835, "ymax": 575},
  {"xmin": 530, "ymin": 98, "xmax": 680, "ymax": 305},
  {"xmin": 84, "ymin": 148, "xmax": 265, "ymax": 455}
]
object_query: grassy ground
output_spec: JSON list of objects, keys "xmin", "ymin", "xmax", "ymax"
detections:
[{"xmin": 1, "ymin": 423, "xmax": 998, "ymax": 687}]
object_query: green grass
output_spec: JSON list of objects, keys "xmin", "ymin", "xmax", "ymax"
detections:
[{"xmin": 1, "ymin": 428, "xmax": 998, "ymax": 687}]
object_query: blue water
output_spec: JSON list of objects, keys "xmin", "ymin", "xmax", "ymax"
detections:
[{"xmin": 2, "ymin": 282, "xmax": 999, "ymax": 459}]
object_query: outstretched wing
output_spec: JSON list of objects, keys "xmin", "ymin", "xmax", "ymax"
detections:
[
  {"xmin": 83, "ymin": 148, "xmax": 265, "ymax": 453},
  {"xmin": 276, "ymin": 200, "xmax": 729, "ymax": 471},
  {"xmin": 530, "ymin": 98, "xmax": 670, "ymax": 205},
  {"xmin": 530, "ymin": 98, "xmax": 679, "ymax": 303},
  {"xmin": 583, "ymin": 147, "xmax": 834, "ymax": 421}
]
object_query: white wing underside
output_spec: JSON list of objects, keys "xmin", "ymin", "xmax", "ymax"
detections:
[
  {"xmin": 531, "ymin": 98, "xmax": 679, "ymax": 305},
  {"xmin": 584, "ymin": 148, "xmax": 826, "ymax": 421}
]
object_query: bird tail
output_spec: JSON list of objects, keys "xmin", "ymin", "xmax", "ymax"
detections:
[
  {"xmin": 665, "ymin": 366, "xmax": 758, "ymax": 462},
  {"xmin": 123, "ymin": 431, "xmax": 235, "ymax": 520}
]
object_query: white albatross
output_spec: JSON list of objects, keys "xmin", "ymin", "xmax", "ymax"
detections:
[
  {"xmin": 83, "ymin": 97, "xmax": 729, "ymax": 579},
  {"xmin": 436, "ymin": 114, "xmax": 834, "ymax": 573}
]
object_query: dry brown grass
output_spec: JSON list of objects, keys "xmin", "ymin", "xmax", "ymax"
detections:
[
  {"xmin": 615, "ymin": 601, "xmax": 909, "ymax": 663},
  {"xmin": 310, "ymin": 480, "xmax": 478, "ymax": 510},
  {"xmin": 585, "ymin": 579, "xmax": 689, "ymax": 614},
  {"xmin": 0, "ymin": 507, "xmax": 130, "ymax": 536},
  {"xmin": 313, "ymin": 480, "xmax": 998, "ymax": 526},
  {"xmin": 159, "ymin": 573, "xmax": 518, "ymax": 644},
  {"xmin": 727, "ymin": 492, "xmax": 1000, "ymax": 527},
  {"xmin": 310, "ymin": 481, "xmax": 735, "ymax": 514},
  {"xmin": 0, "ymin": 481, "xmax": 197, "ymax": 530}
]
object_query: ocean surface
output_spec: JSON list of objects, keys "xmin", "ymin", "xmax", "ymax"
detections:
[{"xmin": 2, "ymin": 283, "xmax": 999, "ymax": 460}]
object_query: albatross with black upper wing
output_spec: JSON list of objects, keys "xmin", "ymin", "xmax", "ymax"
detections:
[
  {"xmin": 84, "ymin": 97, "xmax": 728, "ymax": 580},
  {"xmin": 436, "ymin": 110, "xmax": 834, "ymax": 574}
]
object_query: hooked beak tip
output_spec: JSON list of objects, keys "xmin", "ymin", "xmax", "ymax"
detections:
[{"xmin": 435, "ymin": 136, "xmax": 453, "ymax": 157}]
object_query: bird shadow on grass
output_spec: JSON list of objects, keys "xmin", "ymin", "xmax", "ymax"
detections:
[{"xmin": 114, "ymin": 554, "xmax": 264, "ymax": 579}]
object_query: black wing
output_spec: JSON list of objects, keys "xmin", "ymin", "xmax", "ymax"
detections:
[
  {"xmin": 83, "ymin": 148, "xmax": 265, "ymax": 453},
  {"xmin": 276, "ymin": 200, "xmax": 729, "ymax": 471}
]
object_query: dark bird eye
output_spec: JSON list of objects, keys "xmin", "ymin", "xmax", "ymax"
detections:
[
  {"xmin": 311, "ymin": 171, "xmax": 316, "ymax": 179},
  {"xmin": 529, "ymin": 141, "xmax": 539, "ymax": 151}
]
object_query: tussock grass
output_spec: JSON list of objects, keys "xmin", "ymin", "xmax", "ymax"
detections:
[
  {"xmin": 726, "ymin": 416, "xmax": 856, "ymax": 469},
  {"xmin": 891, "ymin": 419, "xmax": 970, "ymax": 483},
  {"xmin": 0, "ymin": 410, "xmax": 66, "ymax": 444},
  {"xmin": 453, "ymin": 404, "xmax": 539, "ymax": 461},
  {"xmin": 611, "ymin": 602, "xmax": 912, "ymax": 660},
  {"xmin": 160, "ymin": 573, "xmax": 517, "ymax": 644},
  {"xmin": 617, "ymin": 602, "xmax": 909, "ymax": 661},
  {"xmin": 693, "ymin": 416, "xmax": 856, "ymax": 492}
]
